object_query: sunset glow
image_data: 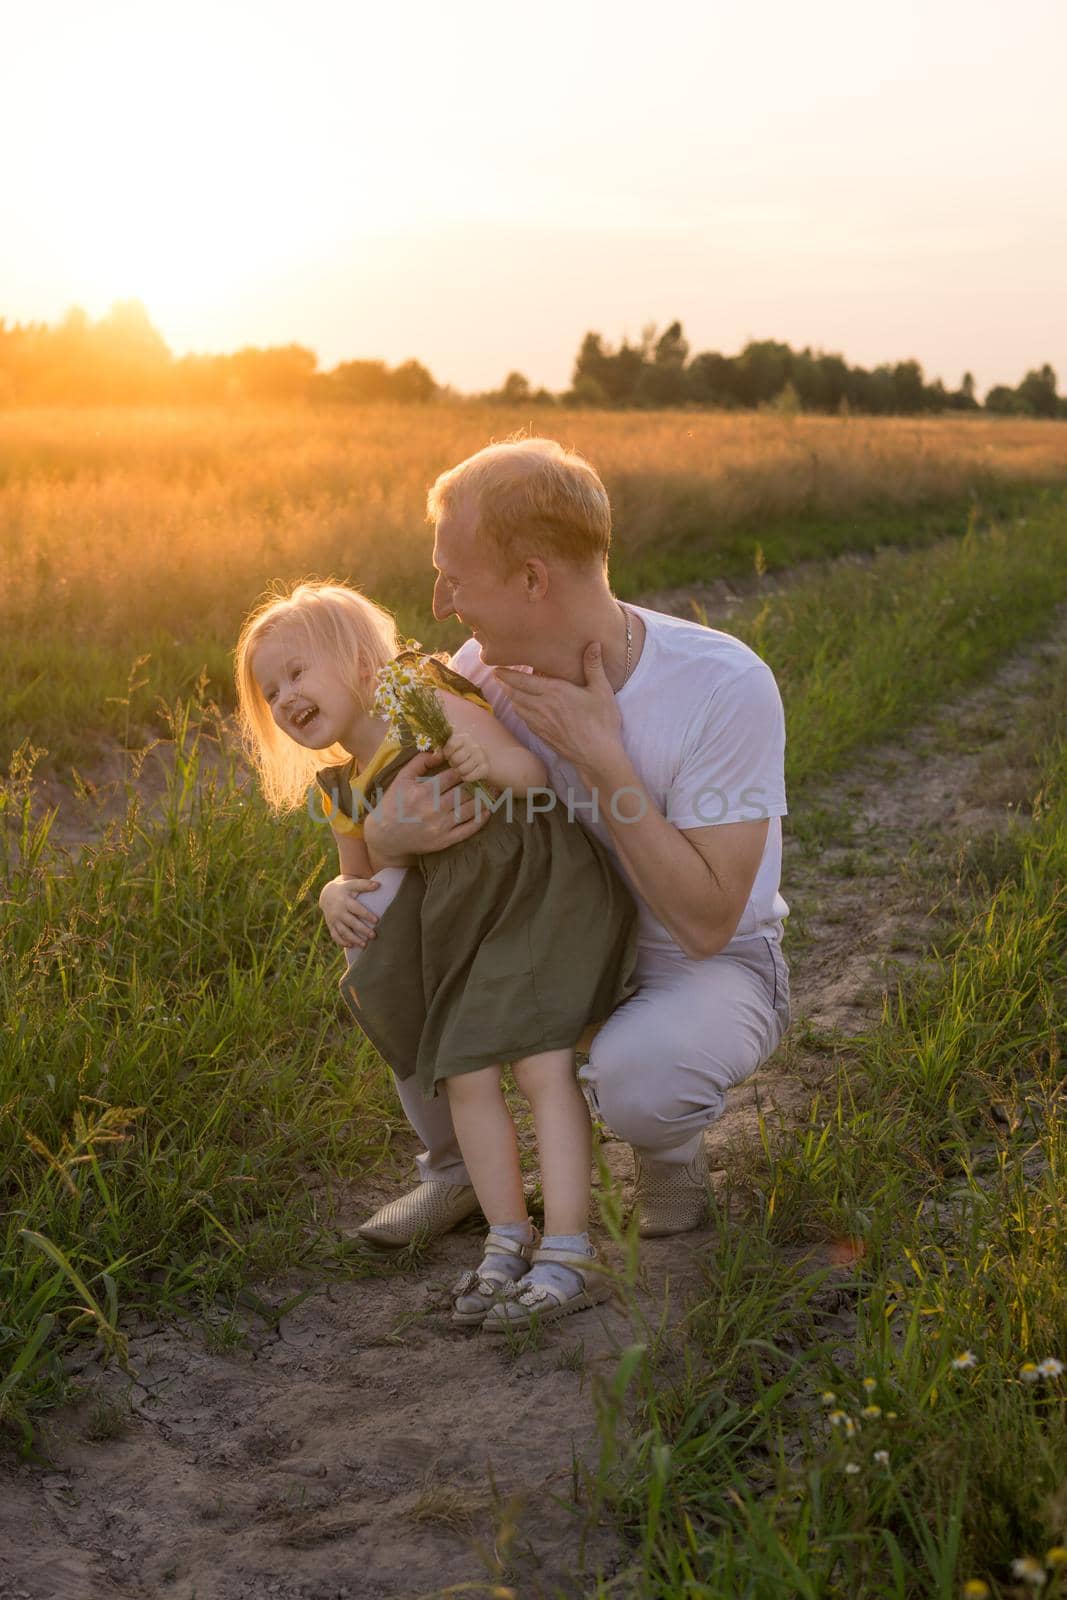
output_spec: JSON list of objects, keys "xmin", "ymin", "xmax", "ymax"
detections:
[{"xmin": 3, "ymin": 0, "xmax": 1065, "ymax": 392}]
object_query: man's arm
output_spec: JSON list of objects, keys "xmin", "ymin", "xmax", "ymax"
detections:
[
  {"xmin": 569, "ymin": 739, "xmax": 768, "ymax": 958},
  {"xmin": 362, "ymin": 750, "xmax": 489, "ymax": 871}
]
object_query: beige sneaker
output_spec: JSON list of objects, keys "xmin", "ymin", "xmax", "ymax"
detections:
[
  {"xmin": 632, "ymin": 1145, "xmax": 710, "ymax": 1238},
  {"xmin": 357, "ymin": 1181, "xmax": 480, "ymax": 1247}
]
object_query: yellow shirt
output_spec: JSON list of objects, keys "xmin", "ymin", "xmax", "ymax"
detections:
[{"xmin": 313, "ymin": 652, "xmax": 493, "ymax": 839}]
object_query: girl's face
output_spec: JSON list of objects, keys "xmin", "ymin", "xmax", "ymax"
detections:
[{"xmin": 252, "ymin": 628, "xmax": 365, "ymax": 751}]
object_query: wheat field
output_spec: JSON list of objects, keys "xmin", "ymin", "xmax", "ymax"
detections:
[{"xmin": 4, "ymin": 405, "xmax": 1067, "ymax": 642}]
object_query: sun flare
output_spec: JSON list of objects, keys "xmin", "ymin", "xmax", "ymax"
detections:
[{"xmin": 20, "ymin": 7, "xmax": 402, "ymax": 334}]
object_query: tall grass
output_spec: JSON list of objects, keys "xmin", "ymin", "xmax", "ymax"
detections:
[
  {"xmin": 0, "ymin": 700, "xmax": 402, "ymax": 1447},
  {"xmin": 5, "ymin": 409, "xmax": 1064, "ymax": 612},
  {"xmin": 3, "ymin": 405, "xmax": 1066, "ymax": 765},
  {"xmin": 728, "ymin": 493, "xmax": 1067, "ymax": 788}
]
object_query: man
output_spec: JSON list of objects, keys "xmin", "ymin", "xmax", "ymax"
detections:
[{"xmin": 319, "ymin": 437, "xmax": 790, "ymax": 1243}]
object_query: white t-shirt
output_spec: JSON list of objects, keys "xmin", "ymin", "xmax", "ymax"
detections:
[{"xmin": 450, "ymin": 603, "xmax": 789, "ymax": 954}]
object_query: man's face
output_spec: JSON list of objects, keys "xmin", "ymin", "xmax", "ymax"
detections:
[{"xmin": 431, "ymin": 502, "xmax": 533, "ymax": 665}]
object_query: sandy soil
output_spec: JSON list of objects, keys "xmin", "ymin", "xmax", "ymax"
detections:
[{"xmin": 3, "ymin": 609, "xmax": 1064, "ymax": 1600}]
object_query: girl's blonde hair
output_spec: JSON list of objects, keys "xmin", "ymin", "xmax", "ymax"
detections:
[{"xmin": 234, "ymin": 579, "xmax": 399, "ymax": 812}]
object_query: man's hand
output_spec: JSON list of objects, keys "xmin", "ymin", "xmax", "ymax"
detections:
[
  {"xmin": 319, "ymin": 874, "xmax": 381, "ymax": 950},
  {"xmin": 362, "ymin": 749, "xmax": 489, "ymax": 868},
  {"xmin": 494, "ymin": 642, "xmax": 624, "ymax": 777},
  {"xmin": 443, "ymin": 730, "xmax": 490, "ymax": 783}
]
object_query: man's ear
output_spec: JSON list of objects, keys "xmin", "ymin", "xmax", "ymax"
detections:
[{"xmin": 522, "ymin": 558, "xmax": 549, "ymax": 600}]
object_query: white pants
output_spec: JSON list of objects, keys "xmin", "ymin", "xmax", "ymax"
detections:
[{"xmin": 345, "ymin": 868, "xmax": 790, "ymax": 1179}]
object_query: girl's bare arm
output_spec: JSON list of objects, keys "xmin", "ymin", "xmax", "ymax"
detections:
[
  {"xmin": 438, "ymin": 691, "xmax": 548, "ymax": 794},
  {"xmin": 318, "ymin": 824, "xmax": 384, "ymax": 948}
]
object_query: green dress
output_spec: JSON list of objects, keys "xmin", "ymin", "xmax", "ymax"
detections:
[{"xmin": 315, "ymin": 659, "xmax": 639, "ymax": 1100}]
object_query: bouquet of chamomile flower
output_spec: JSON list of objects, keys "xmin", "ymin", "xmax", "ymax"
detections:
[{"xmin": 373, "ymin": 644, "xmax": 494, "ymax": 802}]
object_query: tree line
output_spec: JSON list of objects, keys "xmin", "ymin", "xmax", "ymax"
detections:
[
  {"xmin": 0, "ymin": 302, "xmax": 436, "ymax": 407},
  {"xmin": 0, "ymin": 302, "xmax": 1063, "ymax": 418},
  {"xmin": 561, "ymin": 321, "xmax": 1065, "ymax": 418}
]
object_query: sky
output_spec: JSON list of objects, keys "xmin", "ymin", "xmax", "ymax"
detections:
[{"xmin": 2, "ymin": 0, "xmax": 1065, "ymax": 397}]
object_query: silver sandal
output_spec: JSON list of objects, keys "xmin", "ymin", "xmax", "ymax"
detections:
[
  {"xmin": 450, "ymin": 1227, "xmax": 540, "ymax": 1326},
  {"xmin": 480, "ymin": 1244, "xmax": 613, "ymax": 1333}
]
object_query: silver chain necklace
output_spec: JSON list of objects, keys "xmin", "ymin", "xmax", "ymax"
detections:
[{"xmin": 617, "ymin": 601, "xmax": 633, "ymax": 688}]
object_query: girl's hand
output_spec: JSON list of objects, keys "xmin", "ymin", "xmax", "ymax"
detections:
[
  {"xmin": 318, "ymin": 874, "xmax": 380, "ymax": 950},
  {"xmin": 443, "ymin": 730, "xmax": 490, "ymax": 783}
]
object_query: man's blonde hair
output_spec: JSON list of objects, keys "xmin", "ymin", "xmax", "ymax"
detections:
[
  {"xmin": 426, "ymin": 437, "xmax": 612, "ymax": 570},
  {"xmin": 234, "ymin": 579, "xmax": 399, "ymax": 813}
]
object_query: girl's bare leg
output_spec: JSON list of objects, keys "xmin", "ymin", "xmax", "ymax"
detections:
[
  {"xmin": 511, "ymin": 1049, "xmax": 591, "ymax": 1235},
  {"xmin": 443, "ymin": 1066, "xmax": 527, "ymax": 1225},
  {"xmin": 444, "ymin": 1066, "xmax": 535, "ymax": 1319}
]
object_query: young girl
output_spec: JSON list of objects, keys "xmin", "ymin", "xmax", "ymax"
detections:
[{"xmin": 235, "ymin": 579, "xmax": 638, "ymax": 1332}]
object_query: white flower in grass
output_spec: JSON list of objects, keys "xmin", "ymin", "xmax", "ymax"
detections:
[
  {"xmin": 861, "ymin": 1405, "xmax": 882, "ymax": 1419},
  {"xmin": 1037, "ymin": 1357, "xmax": 1064, "ymax": 1378},
  {"xmin": 1047, "ymin": 1548, "xmax": 1067, "ymax": 1570},
  {"xmin": 961, "ymin": 1582, "xmax": 990, "ymax": 1599},
  {"xmin": 1019, "ymin": 1362, "xmax": 1041, "ymax": 1383},
  {"xmin": 844, "ymin": 1462, "xmax": 861, "ymax": 1475},
  {"xmin": 873, "ymin": 1450, "xmax": 889, "ymax": 1467},
  {"xmin": 820, "ymin": 1391, "xmax": 837, "ymax": 1406},
  {"xmin": 827, "ymin": 1409, "xmax": 847, "ymax": 1427},
  {"xmin": 862, "ymin": 1376, "xmax": 877, "ymax": 1393},
  {"xmin": 1012, "ymin": 1555, "xmax": 1046, "ymax": 1586},
  {"xmin": 951, "ymin": 1350, "xmax": 977, "ymax": 1370}
]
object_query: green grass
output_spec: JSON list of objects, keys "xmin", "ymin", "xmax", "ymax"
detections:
[
  {"xmin": 584, "ymin": 649, "xmax": 1067, "ymax": 1597},
  {"xmin": 611, "ymin": 481, "xmax": 1047, "ymax": 595},
  {"xmin": 724, "ymin": 490, "xmax": 1067, "ymax": 790},
  {"xmin": 0, "ymin": 702, "xmax": 414, "ymax": 1449}
]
